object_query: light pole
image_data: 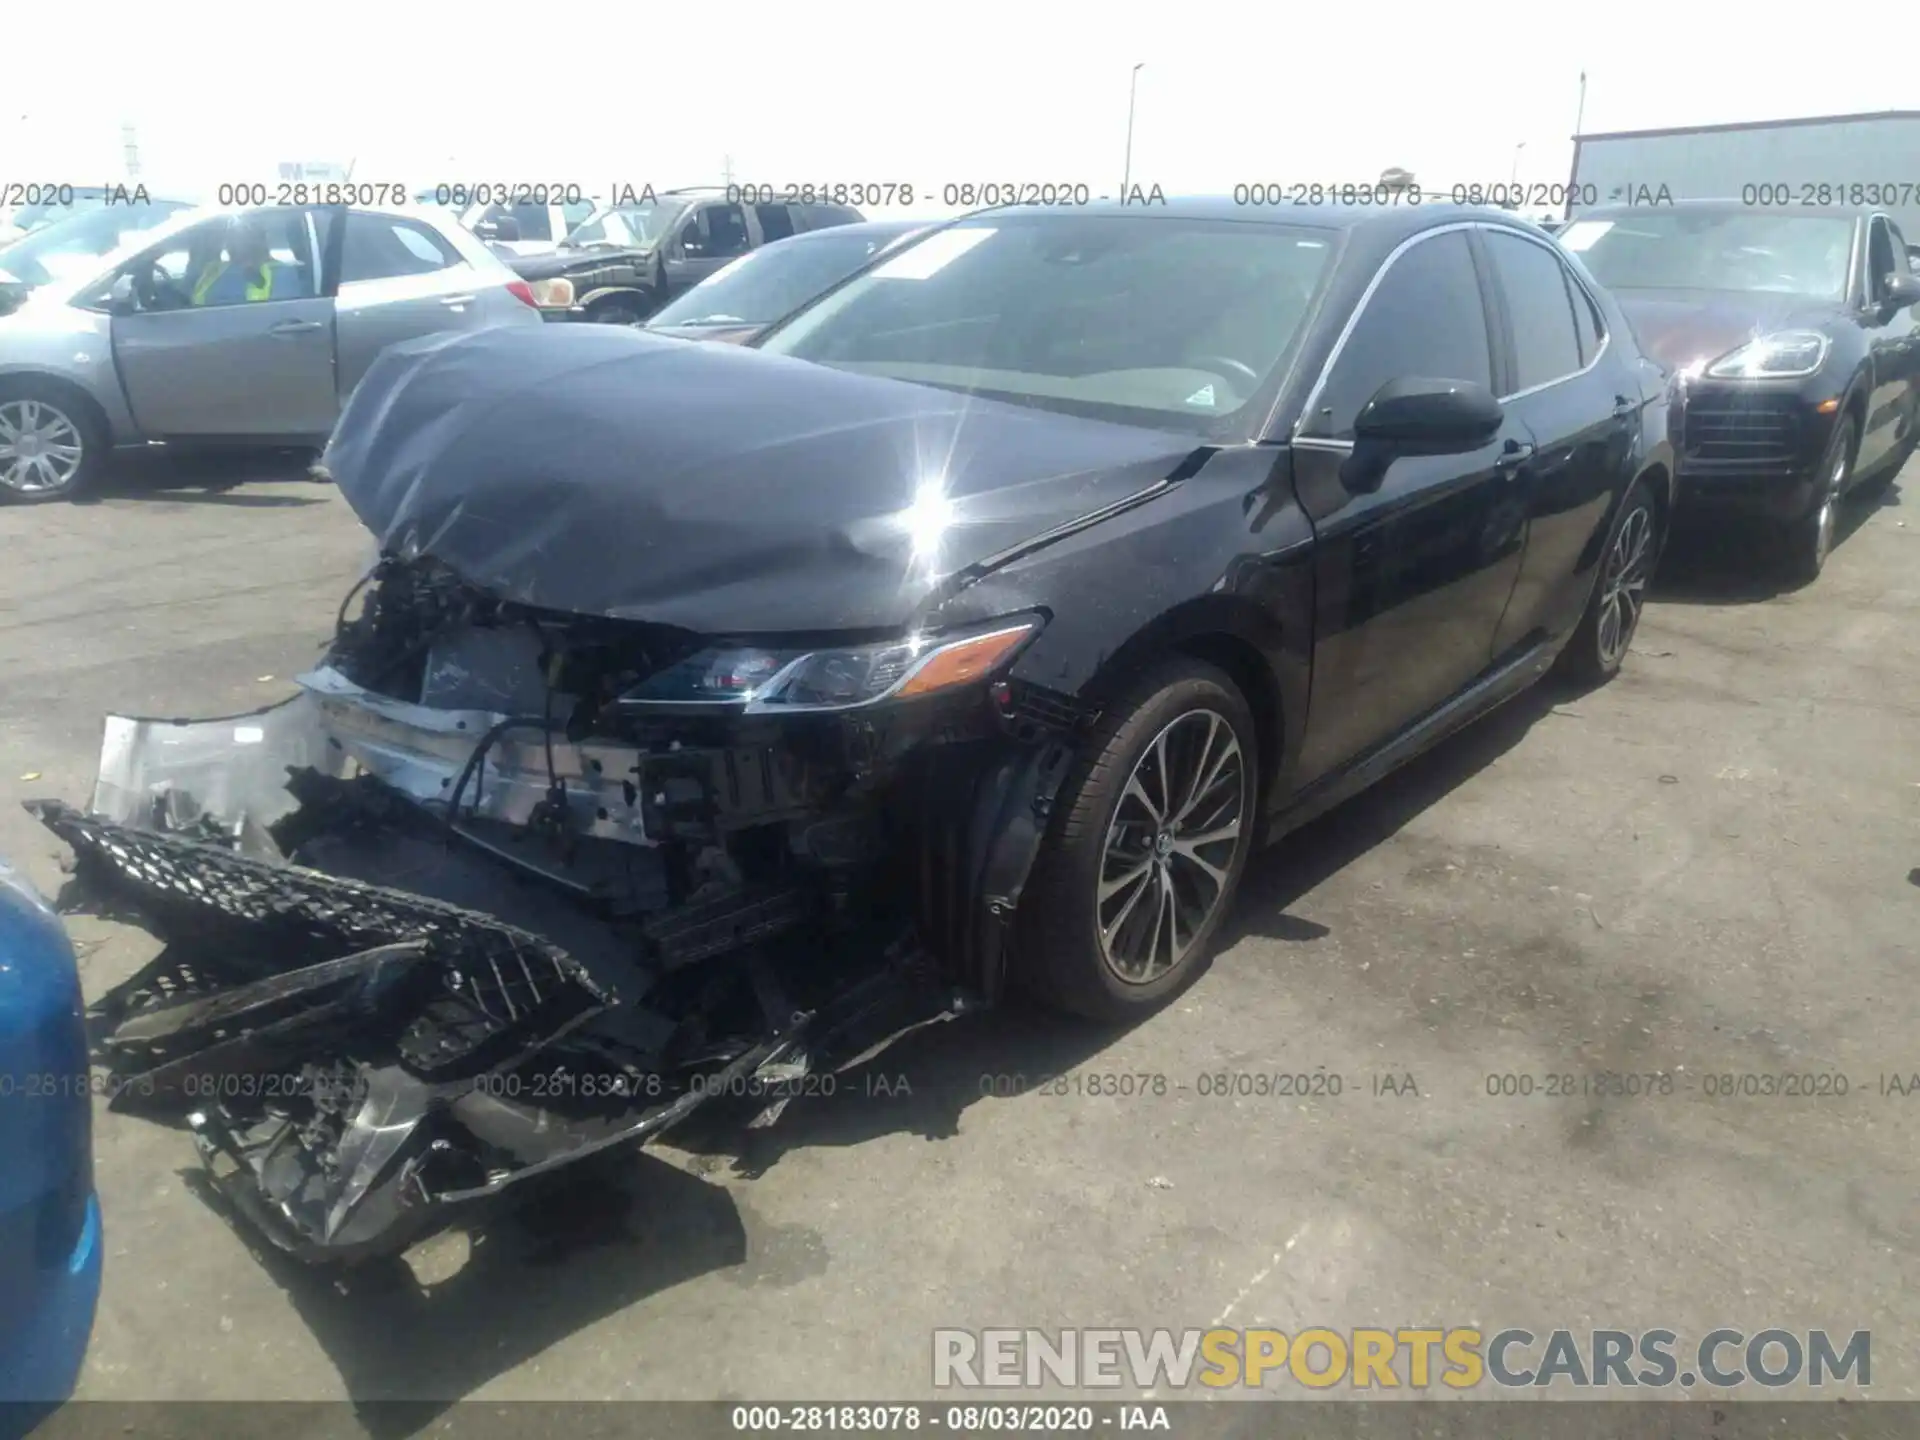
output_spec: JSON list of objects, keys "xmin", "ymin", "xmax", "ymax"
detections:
[
  {"xmin": 1122, "ymin": 63, "xmax": 1145, "ymax": 198},
  {"xmin": 1509, "ymin": 140, "xmax": 1526, "ymax": 188}
]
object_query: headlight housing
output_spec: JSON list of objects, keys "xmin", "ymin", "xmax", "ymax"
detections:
[
  {"xmin": 1705, "ymin": 331, "xmax": 1829, "ymax": 379},
  {"xmin": 618, "ymin": 618, "xmax": 1042, "ymax": 713},
  {"xmin": 528, "ymin": 276, "xmax": 576, "ymax": 308}
]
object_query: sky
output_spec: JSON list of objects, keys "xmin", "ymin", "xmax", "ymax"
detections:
[{"xmin": 5, "ymin": 1, "xmax": 1915, "ymax": 220}]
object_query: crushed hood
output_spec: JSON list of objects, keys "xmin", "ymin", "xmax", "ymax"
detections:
[
  {"xmin": 322, "ymin": 324, "xmax": 1201, "ymax": 633},
  {"xmin": 1610, "ymin": 288, "xmax": 1845, "ymax": 373}
]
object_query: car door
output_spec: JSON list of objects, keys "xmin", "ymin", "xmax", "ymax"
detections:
[
  {"xmin": 108, "ymin": 206, "xmax": 337, "ymax": 440},
  {"xmin": 662, "ymin": 201, "xmax": 753, "ymax": 298},
  {"xmin": 328, "ymin": 209, "xmax": 499, "ymax": 399},
  {"xmin": 1859, "ymin": 215, "xmax": 1920, "ymax": 474},
  {"xmin": 1477, "ymin": 226, "xmax": 1636, "ymax": 661},
  {"xmin": 1288, "ymin": 226, "xmax": 1534, "ymax": 783}
]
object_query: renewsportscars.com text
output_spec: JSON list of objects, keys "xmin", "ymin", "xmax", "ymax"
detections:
[{"xmin": 932, "ymin": 1327, "xmax": 1870, "ymax": 1390}]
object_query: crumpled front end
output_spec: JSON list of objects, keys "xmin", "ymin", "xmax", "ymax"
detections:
[{"xmin": 32, "ymin": 554, "xmax": 1087, "ymax": 1262}]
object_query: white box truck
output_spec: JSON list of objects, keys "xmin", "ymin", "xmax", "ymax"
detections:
[{"xmin": 1566, "ymin": 110, "xmax": 1920, "ymax": 238}]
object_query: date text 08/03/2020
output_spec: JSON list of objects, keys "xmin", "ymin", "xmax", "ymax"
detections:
[{"xmin": 728, "ymin": 1404, "xmax": 1165, "ymax": 1432}]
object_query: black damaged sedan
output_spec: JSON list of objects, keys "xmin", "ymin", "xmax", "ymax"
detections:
[{"xmin": 33, "ymin": 201, "xmax": 1672, "ymax": 1260}]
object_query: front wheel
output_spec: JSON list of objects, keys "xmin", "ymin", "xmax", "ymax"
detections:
[
  {"xmin": 1018, "ymin": 658, "xmax": 1258, "ymax": 1021},
  {"xmin": 588, "ymin": 299, "xmax": 648, "ymax": 327},
  {"xmin": 1787, "ymin": 414, "xmax": 1856, "ymax": 584},
  {"xmin": 1556, "ymin": 477, "xmax": 1659, "ymax": 685},
  {"xmin": 0, "ymin": 383, "xmax": 103, "ymax": 503}
]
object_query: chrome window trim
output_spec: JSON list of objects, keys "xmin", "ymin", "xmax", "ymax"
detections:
[{"xmin": 1292, "ymin": 219, "xmax": 1610, "ymax": 440}]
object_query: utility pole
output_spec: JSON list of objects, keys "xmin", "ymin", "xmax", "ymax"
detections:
[
  {"xmin": 722, "ymin": 154, "xmax": 734, "ymax": 188},
  {"xmin": 121, "ymin": 122, "xmax": 142, "ymax": 180},
  {"xmin": 1568, "ymin": 72, "xmax": 1589, "ymax": 222},
  {"xmin": 1122, "ymin": 63, "xmax": 1145, "ymax": 197}
]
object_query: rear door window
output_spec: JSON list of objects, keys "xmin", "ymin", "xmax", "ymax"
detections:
[
  {"xmin": 1483, "ymin": 230, "xmax": 1585, "ymax": 393},
  {"xmin": 339, "ymin": 213, "xmax": 464, "ymax": 283}
]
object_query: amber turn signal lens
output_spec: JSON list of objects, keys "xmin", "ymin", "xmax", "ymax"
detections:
[
  {"xmin": 895, "ymin": 624, "xmax": 1036, "ymax": 699},
  {"xmin": 1815, "ymin": 397, "xmax": 1841, "ymax": 414}
]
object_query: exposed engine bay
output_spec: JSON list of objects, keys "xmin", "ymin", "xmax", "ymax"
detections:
[{"xmin": 32, "ymin": 554, "xmax": 1087, "ymax": 1262}]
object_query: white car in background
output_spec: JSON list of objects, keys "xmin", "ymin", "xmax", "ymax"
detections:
[{"xmin": 462, "ymin": 197, "xmax": 598, "ymax": 256}]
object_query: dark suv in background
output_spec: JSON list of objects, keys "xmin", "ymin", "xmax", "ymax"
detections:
[
  {"xmin": 1564, "ymin": 201, "xmax": 1920, "ymax": 580},
  {"xmin": 509, "ymin": 187, "xmax": 864, "ymax": 325}
]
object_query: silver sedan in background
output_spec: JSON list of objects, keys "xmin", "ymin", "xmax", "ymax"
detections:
[{"xmin": 0, "ymin": 203, "xmax": 542, "ymax": 502}]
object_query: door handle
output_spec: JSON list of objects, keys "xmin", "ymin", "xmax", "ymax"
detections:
[
  {"xmin": 1494, "ymin": 440, "xmax": 1536, "ymax": 475},
  {"xmin": 269, "ymin": 319, "xmax": 323, "ymax": 336},
  {"xmin": 439, "ymin": 294, "xmax": 476, "ymax": 306},
  {"xmin": 1611, "ymin": 395, "xmax": 1636, "ymax": 419}
]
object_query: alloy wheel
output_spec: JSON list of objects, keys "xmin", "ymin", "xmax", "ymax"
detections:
[
  {"xmin": 1596, "ymin": 502, "xmax": 1654, "ymax": 667},
  {"xmin": 0, "ymin": 398, "xmax": 85, "ymax": 496},
  {"xmin": 1095, "ymin": 708, "xmax": 1248, "ymax": 984},
  {"xmin": 1811, "ymin": 433, "xmax": 1850, "ymax": 570}
]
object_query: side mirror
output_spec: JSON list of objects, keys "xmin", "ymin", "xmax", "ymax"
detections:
[
  {"xmin": 1907, "ymin": 244, "xmax": 1920, "ymax": 270},
  {"xmin": 1340, "ymin": 377, "xmax": 1504, "ymax": 495},
  {"xmin": 1353, "ymin": 376, "xmax": 1504, "ymax": 446},
  {"xmin": 1883, "ymin": 272, "xmax": 1920, "ymax": 308}
]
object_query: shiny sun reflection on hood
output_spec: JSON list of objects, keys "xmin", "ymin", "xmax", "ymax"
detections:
[{"xmin": 900, "ymin": 479, "xmax": 957, "ymax": 568}]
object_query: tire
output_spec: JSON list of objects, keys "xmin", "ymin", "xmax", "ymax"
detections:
[
  {"xmin": 0, "ymin": 380, "xmax": 104, "ymax": 504},
  {"xmin": 1017, "ymin": 658, "xmax": 1258, "ymax": 1021},
  {"xmin": 1555, "ymin": 477, "xmax": 1659, "ymax": 686},
  {"xmin": 1787, "ymin": 413, "xmax": 1856, "ymax": 584},
  {"xmin": 588, "ymin": 299, "xmax": 647, "ymax": 327}
]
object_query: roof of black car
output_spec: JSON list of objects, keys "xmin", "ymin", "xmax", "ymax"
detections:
[
  {"xmin": 782, "ymin": 218, "xmax": 923, "ymax": 242},
  {"xmin": 957, "ymin": 196, "xmax": 1549, "ymax": 237},
  {"xmin": 1574, "ymin": 198, "xmax": 1864, "ymax": 221}
]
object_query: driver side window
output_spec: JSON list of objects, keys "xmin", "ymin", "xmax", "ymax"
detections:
[
  {"xmin": 1304, "ymin": 231, "xmax": 1493, "ymax": 440},
  {"xmin": 115, "ymin": 211, "xmax": 314, "ymax": 312}
]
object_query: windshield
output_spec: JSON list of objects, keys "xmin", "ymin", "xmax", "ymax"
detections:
[
  {"xmin": 566, "ymin": 199, "xmax": 682, "ymax": 250},
  {"xmin": 8, "ymin": 191, "xmax": 113, "ymax": 232},
  {"xmin": 1562, "ymin": 211, "xmax": 1854, "ymax": 300},
  {"xmin": 0, "ymin": 201, "xmax": 193, "ymax": 288},
  {"xmin": 650, "ymin": 230, "xmax": 910, "ymax": 327},
  {"xmin": 756, "ymin": 215, "xmax": 1335, "ymax": 433}
]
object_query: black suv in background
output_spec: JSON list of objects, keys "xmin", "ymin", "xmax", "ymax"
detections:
[
  {"xmin": 1565, "ymin": 201, "xmax": 1920, "ymax": 580},
  {"xmin": 509, "ymin": 187, "xmax": 864, "ymax": 325}
]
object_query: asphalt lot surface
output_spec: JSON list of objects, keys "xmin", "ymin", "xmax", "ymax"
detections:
[{"xmin": 1, "ymin": 451, "xmax": 1916, "ymax": 1413}]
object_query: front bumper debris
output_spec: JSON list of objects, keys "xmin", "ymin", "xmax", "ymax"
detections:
[{"xmin": 30, "ymin": 560, "xmax": 1079, "ymax": 1261}]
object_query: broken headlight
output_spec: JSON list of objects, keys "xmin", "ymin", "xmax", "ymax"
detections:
[{"xmin": 619, "ymin": 617, "xmax": 1041, "ymax": 713}]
